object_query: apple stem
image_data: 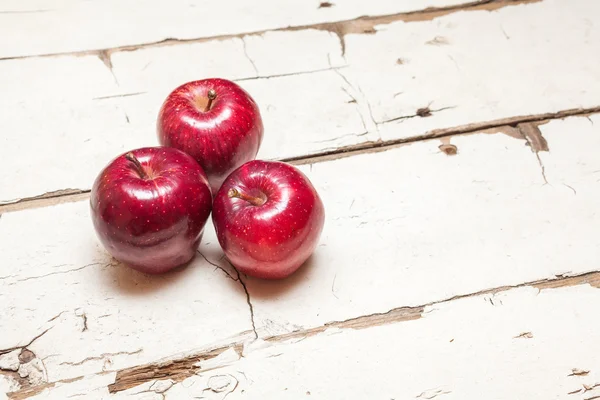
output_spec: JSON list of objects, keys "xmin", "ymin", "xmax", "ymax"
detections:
[
  {"xmin": 205, "ymin": 89, "xmax": 217, "ymax": 111},
  {"xmin": 125, "ymin": 152, "xmax": 148, "ymax": 179},
  {"xmin": 228, "ymin": 188, "xmax": 266, "ymax": 206}
]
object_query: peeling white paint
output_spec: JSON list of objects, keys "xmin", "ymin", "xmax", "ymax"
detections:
[{"xmin": 0, "ymin": 351, "xmax": 20, "ymax": 372}]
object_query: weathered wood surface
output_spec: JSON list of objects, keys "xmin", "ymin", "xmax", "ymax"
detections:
[
  {"xmin": 1, "ymin": 0, "xmax": 599, "ymax": 204},
  {"xmin": 244, "ymin": 114, "xmax": 600, "ymax": 333},
  {"xmin": 11, "ymin": 284, "xmax": 600, "ymax": 399},
  {"xmin": 2, "ymin": 0, "xmax": 600, "ymax": 398},
  {"xmin": 0, "ymin": 207, "xmax": 253, "ymax": 392},
  {"xmin": 0, "ymin": 0, "xmax": 475, "ymax": 59},
  {"xmin": 2, "ymin": 114, "xmax": 600, "ymax": 398}
]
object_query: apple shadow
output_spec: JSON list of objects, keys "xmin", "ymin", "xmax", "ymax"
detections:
[
  {"xmin": 242, "ymin": 254, "xmax": 318, "ymax": 299},
  {"xmin": 101, "ymin": 254, "xmax": 197, "ymax": 296}
]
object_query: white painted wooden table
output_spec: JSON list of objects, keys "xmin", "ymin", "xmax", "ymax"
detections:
[{"xmin": 1, "ymin": 0, "xmax": 599, "ymax": 398}]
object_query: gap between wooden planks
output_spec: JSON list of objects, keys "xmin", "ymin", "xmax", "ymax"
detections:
[{"xmin": 1, "ymin": 105, "xmax": 598, "ymax": 215}]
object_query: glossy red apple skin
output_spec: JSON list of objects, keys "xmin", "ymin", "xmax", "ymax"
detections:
[
  {"xmin": 90, "ymin": 147, "xmax": 212, "ymax": 274},
  {"xmin": 212, "ymin": 160, "xmax": 325, "ymax": 279},
  {"xmin": 157, "ymin": 78, "xmax": 264, "ymax": 193}
]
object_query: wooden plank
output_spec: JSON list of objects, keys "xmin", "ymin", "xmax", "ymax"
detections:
[
  {"xmin": 110, "ymin": 32, "xmax": 366, "ymax": 161},
  {"xmin": 0, "ymin": 0, "xmax": 481, "ymax": 59},
  {"xmin": 2, "ymin": 0, "xmax": 599, "ymax": 205},
  {"xmin": 108, "ymin": 30, "xmax": 346, "ymax": 91},
  {"xmin": 13, "ymin": 283, "xmax": 600, "ymax": 399},
  {"xmin": 344, "ymin": 0, "xmax": 600, "ymax": 142},
  {"xmin": 241, "ymin": 114, "xmax": 600, "ymax": 335},
  {"xmin": 0, "ymin": 55, "xmax": 120, "ymax": 205},
  {"xmin": 0, "ymin": 202, "xmax": 254, "ymax": 390},
  {"xmin": 2, "ymin": 114, "xmax": 600, "ymax": 396}
]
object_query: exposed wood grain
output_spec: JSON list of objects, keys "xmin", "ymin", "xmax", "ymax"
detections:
[
  {"xmin": 0, "ymin": 190, "xmax": 89, "ymax": 210},
  {"xmin": 535, "ymin": 274, "xmax": 600, "ymax": 291},
  {"xmin": 519, "ymin": 123, "xmax": 549, "ymax": 152},
  {"xmin": 107, "ymin": 345, "xmax": 242, "ymax": 395}
]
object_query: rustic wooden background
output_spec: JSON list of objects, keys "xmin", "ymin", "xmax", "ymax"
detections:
[{"xmin": 1, "ymin": 0, "xmax": 599, "ymax": 398}]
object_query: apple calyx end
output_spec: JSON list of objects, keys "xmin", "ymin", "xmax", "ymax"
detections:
[
  {"xmin": 125, "ymin": 152, "xmax": 149, "ymax": 180},
  {"xmin": 228, "ymin": 187, "xmax": 266, "ymax": 206}
]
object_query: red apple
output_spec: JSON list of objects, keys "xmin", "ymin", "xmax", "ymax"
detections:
[
  {"xmin": 157, "ymin": 78, "xmax": 264, "ymax": 193},
  {"xmin": 90, "ymin": 147, "xmax": 212, "ymax": 274},
  {"xmin": 212, "ymin": 160, "xmax": 325, "ymax": 279}
]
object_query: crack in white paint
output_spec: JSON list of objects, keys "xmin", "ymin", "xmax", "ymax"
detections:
[
  {"xmin": 234, "ymin": 65, "xmax": 348, "ymax": 82},
  {"xmin": 8, "ymin": 262, "xmax": 104, "ymax": 285},
  {"xmin": 377, "ymin": 106, "xmax": 457, "ymax": 125},
  {"xmin": 59, "ymin": 349, "xmax": 142, "ymax": 367},
  {"xmin": 236, "ymin": 269, "xmax": 258, "ymax": 340},
  {"xmin": 241, "ymin": 37, "xmax": 259, "ymax": 77},
  {"xmin": 197, "ymin": 251, "xmax": 238, "ymax": 281}
]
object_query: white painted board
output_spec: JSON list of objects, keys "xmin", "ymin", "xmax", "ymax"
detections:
[
  {"xmin": 347, "ymin": 0, "xmax": 600, "ymax": 142},
  {"xmin": 0, "ymin": 0, "xmax": 471, "ymax": 58},
  {"xmin": 16, "ymin": 284, "xmax": 600, "ymax": 399},
  {"xmin": 244, "ymin": 115, "xmax": 600, "ymax": 335},
  {"xmin": 0, "ymin": 203, "xmax": 253, "ymax": 386}
]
